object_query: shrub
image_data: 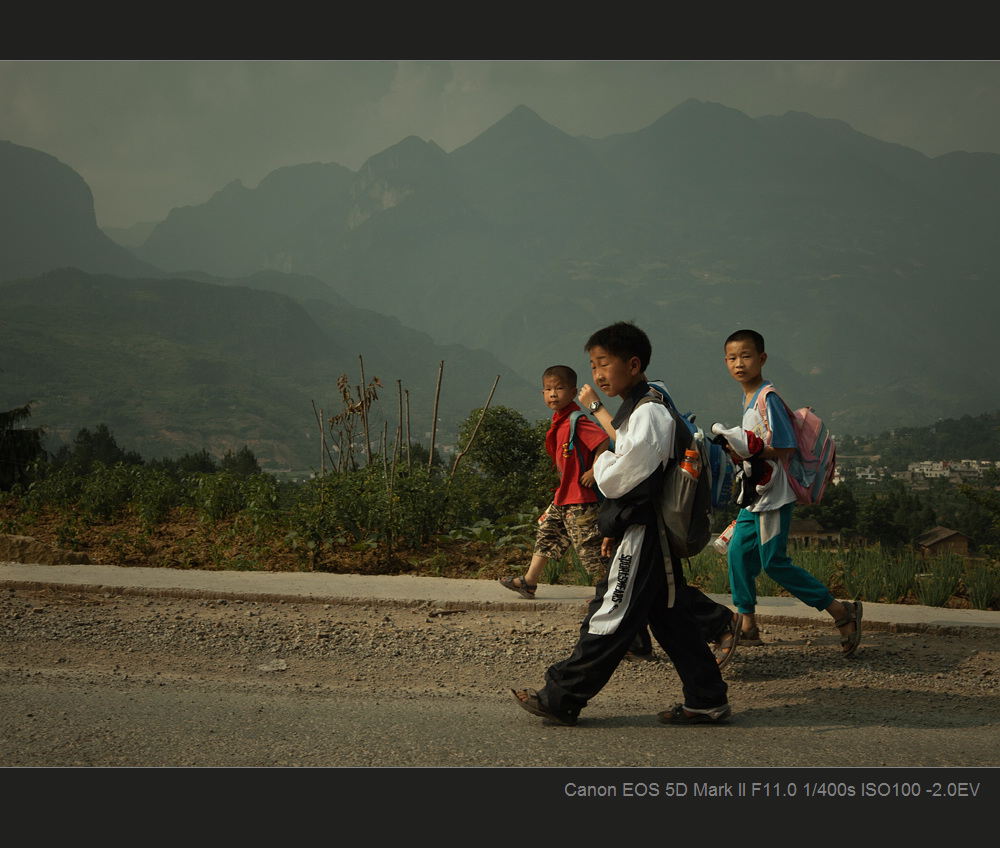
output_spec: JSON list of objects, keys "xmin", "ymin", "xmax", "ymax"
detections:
[
  {"xmin": 79, "ymin": 463, "xmax": 137, "ymax": 521},
  {"xmin": 964, "ymin": 561, "xmax": 1000, "ymax": 610},
  {"xmin": 185, "ymin": 472, "xmax": 249, "ymax": 524},
  {"xmin": 915, "ymin": 554, "xmax": 964, "ymax": 607}
]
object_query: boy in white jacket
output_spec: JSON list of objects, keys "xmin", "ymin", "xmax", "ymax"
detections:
[{"xmin": 512, "ymin": 322, "xmax": 731, "ymax": 726}]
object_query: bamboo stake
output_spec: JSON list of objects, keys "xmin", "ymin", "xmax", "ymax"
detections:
[
  {"xmin": 429, "ymin": 360, "xmax": 443, "ymax": 472},
  {"xmin": 396, "ymin": 380, "xmax": 404, "ymax": 469},
  {"xmin": 312, "ymin": 400, "xmax": 338, "ymax": 475},
  {"xmin": 359, "ymin": 354, "xmax": 372, "ymax": 467},
  {"xmin": 405, "ymin": 389, "xmax": 412, "ymax": 474}
]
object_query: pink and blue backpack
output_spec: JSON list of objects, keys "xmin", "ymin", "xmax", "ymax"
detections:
[{"xmin": 756, "ymin": 386, "xmax": 837, "ymax": 505}]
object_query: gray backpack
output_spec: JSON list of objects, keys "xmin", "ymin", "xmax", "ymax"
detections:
[{"xmin": 636, "ymin": 393, "xmax": 715, "ymax": 606}]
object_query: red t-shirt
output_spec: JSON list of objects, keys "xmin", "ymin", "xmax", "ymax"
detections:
[{"xmin": 545, "ymin": 402, "xmax": 608, "ymax": 506}]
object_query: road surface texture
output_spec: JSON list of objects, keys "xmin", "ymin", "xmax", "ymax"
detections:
[{"xmin": 2, "ymin": 583, "xmax": 998, "ymax": 768}]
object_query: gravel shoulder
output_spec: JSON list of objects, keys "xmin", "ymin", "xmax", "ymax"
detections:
[{"xmin": 3, "ymin": 583, "xmax": 999, "ymax": 767}]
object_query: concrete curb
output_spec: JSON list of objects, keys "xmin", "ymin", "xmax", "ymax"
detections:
[{"xmin": 3, "ymin": 561, "xmax": 999, "ymax": 634}]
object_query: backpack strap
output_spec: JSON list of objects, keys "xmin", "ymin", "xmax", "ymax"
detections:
[
  {"xmin": 567, "ymin": 409, "xmax": 588, "ymax": 468},
  {"xmin": 755, "ymin": 385, "xmax": 802, "ymax": 484},
  {"xmin": 634, "ymin": 391, "xmax": 687, "ymax": 608},
  {"xmin": 646, "ymin": 381, "xmax": 675, "ymax": 409},
  {"xmin": 753, "ymin": 383, "xmax": 784, "ymax": 446},
  {"xmin": 636, "ymin": 391, "xmax": 691, "ymax": 469},
  {"xmin": 567, "ymin": 409, "xmax": 605, "ymax": 503}
]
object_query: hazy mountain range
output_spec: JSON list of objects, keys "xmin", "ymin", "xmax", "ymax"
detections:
[{"xmin": 2, "ymin": 99, "xmax": 999, "ymax": 471}]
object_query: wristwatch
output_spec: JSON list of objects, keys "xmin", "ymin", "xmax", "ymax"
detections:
[{"xmin": 589, "ymin": 400, "xmax": 602, "ymax": 413}]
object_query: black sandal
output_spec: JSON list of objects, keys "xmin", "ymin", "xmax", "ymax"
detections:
[{"xmin": 500, "ymin": 575, "xmax": 537, "ymax": 599}]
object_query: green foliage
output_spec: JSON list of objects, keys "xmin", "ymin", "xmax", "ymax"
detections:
[
  {"xmin": 443, "ymin": 512, "xmax": 540, "ymax": 554},
  {"xmin": 407, "ymin": 442, "xmax": 444, "ymax": 470},
  {"xmin": 841, "ymin": 547, "xmax": 883, "ymax": 602},
  {"xmin": 391, "ymin": 466, "xmax": 454, "ymax": 548},
  {"xmin": 792, "ymin": 547, "xmax": 839, "ymax": 589},
  {"xmin": 843, "ymin": 412, "xmax": 1000, "ymax": 468},
  {"xmin": 55, "ymin": 514, "xmax": 83, "ymax": 551},
  {"xmin": 453, "ymin": 406, "xmax": 554, "ymax": 520},
  {"xmin": 959, "ymin": 468, "xmax": 1000, "ymax": 558},
  {"xmin": 964, "ymin": 562, "xmax": 1000, "ymax": 610},
  {"xmin": 836, "ymin": 474, "xmax": 999, "ymax": 553},
  {"xmin": 915, "ymin": 555, "xmax": 964, "ymax": 608},
  {"xmin": 284, "ymin": 481, "xmax": 344, "ymax": 563},
  {"xmin": 541, "ymin": 546, "xmax": 593, "ymax": 587},
  {"xmin": 80, "ymin": 462, "xmax": 139, "ymax": 521},
  {"xmin": 284, "ymin": 465, "xmax": 455, "ymax": 562},
  {"xmin": 686, "ymin": 551, "xmax": 731, "ymax": 594},
  {"xmin": 149, "ymin": 449, "xmax": 219, "ymax": 478},
  {"xmin": 880, "ymin": 552, "xmax": 921, "ymax": 604},
  {"xmin": 53, "ymin": 423, "xmax": 143, "ymax": 474},
  {"xmin": 855, "ymin": 481, "xmax": 936, "ymax": 547},
  {"xmin": 185, "ymin": 471, "xmax": 276, "ymax": 525},
  {"xmin": 408, "ymin": 548, "xmax": 449, "ymax": 577},
  {"xmin": 795, "ymin": 485, "xmax": 858, "ymax": 533},
  {"xmin": 133, "ymin": 468, "xmax": 183, "ymax": 529},
  {"xmin": 220, "ymin": 444, "xmax": 262, "ymax": 477},
  {"xmin": 25, "ymin": 462, "xmax": 84, "ymax": 510}
]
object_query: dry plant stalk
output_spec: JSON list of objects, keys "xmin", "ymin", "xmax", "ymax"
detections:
[{"xmin": 449, "ymin": 375, "xmax": 500, "ymax": 484}]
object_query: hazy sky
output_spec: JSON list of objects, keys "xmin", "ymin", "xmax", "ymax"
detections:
[{"xmin": 3, "ymin": 60, "xmax": 998, "ymax": 229}]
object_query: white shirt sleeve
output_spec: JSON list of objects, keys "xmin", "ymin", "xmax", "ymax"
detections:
[{"xmin": 593, "ymin": 402, "xmax": 674, "ymax": 499}]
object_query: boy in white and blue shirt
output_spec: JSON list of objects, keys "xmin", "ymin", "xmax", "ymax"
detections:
[{"xmin": 716, "ymin": 329, "xmax": 862, "ymax": 657}]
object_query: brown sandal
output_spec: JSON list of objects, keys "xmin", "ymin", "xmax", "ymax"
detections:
[
  {"xmin": 835, "ymin": 600, "xmax": 863, "ymax": 656},
  {"xmin": 511, "ymin": 689, "xmax": 577, "ymax": 726},
  {"xmin": 714, "ymin": 613, "xmax": 743, "ymax": 669}
]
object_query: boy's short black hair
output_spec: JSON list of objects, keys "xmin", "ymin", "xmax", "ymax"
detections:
[
  {"xmin": 725, "ymin": 329, "xmax": 765, "ymax": 354},
  {"xmin": 543, "ymin": 365, "xmax": 577, "ymax": 387},
  {"xmin": 585, "ymin": 321, "xmax": 651, "ymax": 372}
]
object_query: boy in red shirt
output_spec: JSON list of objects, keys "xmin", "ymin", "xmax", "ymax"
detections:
[{"xmin": 500, "ymin": 365, "xmax": 610, "ymax": 598}]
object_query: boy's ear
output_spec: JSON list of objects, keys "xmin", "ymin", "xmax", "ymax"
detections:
[
  {"xmin": 628, "ymin": 355, "xmax": 642, "ymax": 376},
  {"xmin": 760, "ymin": 351, "xmax": 768, "ymax": 366}
]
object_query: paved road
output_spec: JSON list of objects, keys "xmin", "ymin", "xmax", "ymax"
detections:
[{"xmin": 2, "ymin": 561, "xmax": 999, "ymax": 776}]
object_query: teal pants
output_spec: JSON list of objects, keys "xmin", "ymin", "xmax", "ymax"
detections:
[{"xmin": 727, "ymin": 504, "xmax": 834, "ymax": 614}]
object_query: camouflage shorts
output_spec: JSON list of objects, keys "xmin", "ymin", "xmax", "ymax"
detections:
[{"xmin": 534, "ymin": 502, "xmax": 605, "ymax": 579}]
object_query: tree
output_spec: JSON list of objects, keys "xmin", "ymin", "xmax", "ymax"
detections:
[
  {"xmin": 221, "ymin": 445, "xmax": 262, "ymax": 477},
  {"xmin": 452, "ymin": 406, "xmax": 554, "ymax": 519},
  {"xmin": 855, "ymin": 481, "xmax": 934, "ymax": 547},
  {"xmin": 408, "ymin": 442, "xmax": 444, "ymax": 471},
  {"xmin": 796, "ymin": 483, "xmax": 858, "ymax": 532},
  {"xmin": 960, "ymin": 468, "xmax": 1000, "ymax": 557},
  {"xmin": 0, "ymin": 402, "xmax": 46, "ymax": 491},
  {"xmin": 149, "ymin": 449, "xmax": 219, "ymax": 479},
  {"xmin": 54, "ymin": 423, "xmax": 143, "ymax": 473}
]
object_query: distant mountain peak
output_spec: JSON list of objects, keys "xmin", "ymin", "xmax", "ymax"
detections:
[
  {"xmin": 451, "ymin": 104, "xmax": 571, "ymax": 161},
  {"xmin": 649, "ymin": 97, "xmax": 754, "ymax": 133},
  {"xmin": 358, "ymin": 134, "xmax": 449, "ymax": 177},
  {"xmin": 349, "ymin": 135, "xmax": 455, "ymax": 226},
  {"xmin": 0, "ymin": 140, "xmax": 156, "ymax": 281},
  {"xmin": 499, "ymin": 103, "xmax": 547, "ymax": 123}
]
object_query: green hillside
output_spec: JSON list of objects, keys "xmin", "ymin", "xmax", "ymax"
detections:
[{"xmin": 0, "ymin": 269, "xmax": 542, "ymax": 473}]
